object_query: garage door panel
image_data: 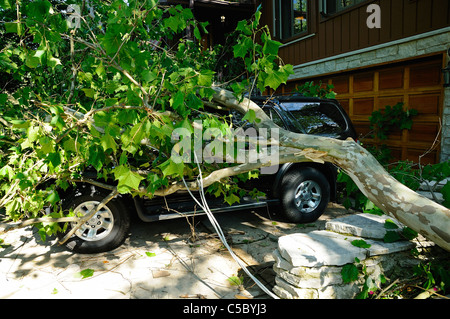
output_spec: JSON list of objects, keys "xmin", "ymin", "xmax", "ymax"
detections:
[
  {"xmin": 405, "ymin": 149, "xmax": 438, "ymax": 165},
  {"xmin": 338, "ymin": 99, "xmax": 350, "ymax": 114},
  {"xmin": 378, "ymin": 96, "xmax": 404, "ymax": 110},
  {"xmin": 331, "ymin": 76, "xmax": 349, "ymax": 94},
  {"xmin": 353, "ymin": 98, "xmax": 374, "ymax": 115},
  {"xmin": 309, "ymin": 55, "xmax": 444, "ymax": 164},
  {"xmin": 353, "ymin": 72, "xmax": 374, "ymax": 92},
  {"xmin": 379, "ymin": 68, "xmax": 404, "ymax": 90},
  {"xmin": 409, "ymin": 60, "xmax": 442, "ymax": 88},
  {"xmin": 409, "ymin": 123, "xmax": 440, "ymax": 143},
  {"xmin": 409, "ymin": 94, "xmax": 441, "ymax": 115},
  {"xmin": 353, "ymin": 121, "xmax": 372, "ymax": 139}
]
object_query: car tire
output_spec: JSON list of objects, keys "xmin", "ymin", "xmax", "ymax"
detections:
[
  {"xmin": 58, "ymin": 185, "xmax": 130, "ymax": 254},
  {"xmin": 280, "ymin": 167, "xmax": 330, "ymax": 223}
]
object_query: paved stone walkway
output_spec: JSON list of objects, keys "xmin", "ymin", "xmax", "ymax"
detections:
[{"xmin": 0, "ymin": 203, "xmax": 353, "ymax": 299}]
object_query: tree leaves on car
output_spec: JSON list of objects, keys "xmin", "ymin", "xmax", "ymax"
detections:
[{"xmin": 112, "ymin": 165, "xmax": 145, "ymax": 194}]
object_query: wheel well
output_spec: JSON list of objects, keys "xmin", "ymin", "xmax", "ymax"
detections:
[{"xmin": 273, "ymin": 162, "xmax": 338, "ymax": 201}]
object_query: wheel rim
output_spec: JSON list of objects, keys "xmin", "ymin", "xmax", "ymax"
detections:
[
  {"xmin": 294, "ymin": 180, "xmax": 322, "ymax": 214},
  {"xmin": 71, "ymin": 201, "xmax": 114, "ymax": 242}
]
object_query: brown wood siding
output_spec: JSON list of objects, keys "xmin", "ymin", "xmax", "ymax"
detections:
[
  {"xmin": 283, "ymin": 55, "xmax": 445, "ymax": 165},
  {"xmin": 269, "ymin": 0, "xmax": 450, "ymax": 66}
]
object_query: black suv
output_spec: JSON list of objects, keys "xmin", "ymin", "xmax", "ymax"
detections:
[{"xmin": 58, "ymin": 96, "xmax": 358, "ymax": 253}]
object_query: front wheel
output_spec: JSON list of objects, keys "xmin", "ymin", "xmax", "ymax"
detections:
[
  {"xmin": 280, "ymin": 167, "xmax": 330, "ymax": 223},
  {"xmin": 58, "ymin": 185, "xmax": 130, "ymax": 254}
]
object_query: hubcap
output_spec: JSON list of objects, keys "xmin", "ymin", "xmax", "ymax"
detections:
[
  {"xmin": 294, "ymin": 180, "xmax": 322, "ymax": 214},
  {"xmin": 71, "ymin": 201, "xmax": 114, "ymax": 241}
]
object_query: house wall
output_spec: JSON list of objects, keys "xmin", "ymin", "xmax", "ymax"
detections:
[
  {"xmin": 260, "ymin": 0, "xmax": 450, "ymax": 163},
  {"xmin": 285, "ymin": 28, "xmax": 450, "ymax": 164},
  {"xmin": 443, "ymin": 86, "xmax": 450, "ymax": 161},
  {"xmin": 268, "ymin": 0, "xmax": 450, "ymax": 67}
]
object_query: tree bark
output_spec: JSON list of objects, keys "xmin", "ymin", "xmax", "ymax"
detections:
[{"xmin": 211, "ymin": 88, "xmax": 450, "ymax": 252}]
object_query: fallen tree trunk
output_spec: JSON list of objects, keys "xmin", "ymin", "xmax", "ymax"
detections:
[
  {"xmin": 212, "ymin": 88, "xmax": 450, "ymax": 252},
  {"xmin": 2, "ymin": 89, "xmax": 449, "ymax": 252}
]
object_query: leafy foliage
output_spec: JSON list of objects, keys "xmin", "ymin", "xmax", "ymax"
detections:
[
  {"xmin": 294, "ymin": 81, "xmax": 337, "ymax": 99},
  {"xmin": 0, "ymin": 1, "xmax": 291, "ymax": 238},
  {"xmin": 369, "ymin": 103, "xmax": 417, "ymax": 140}
]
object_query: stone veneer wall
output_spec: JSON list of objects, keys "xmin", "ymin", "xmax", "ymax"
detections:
[
  {"xmin": 288, "ymin": 27, "xmax": 450, "ymax": 163},
  {"xmin": 442, "ymin": 87, "xmax": 450, "ymax": 162}
]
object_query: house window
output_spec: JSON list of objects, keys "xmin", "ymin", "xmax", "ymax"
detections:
[
  {"xmin": 321, "ymin": 0, "xmax": 368, "ymax": 16},
  {"xmin": 274, "ymin": 0, "xmax": 308, "ymax": 41}
]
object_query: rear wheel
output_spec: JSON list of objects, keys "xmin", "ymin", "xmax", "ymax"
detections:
[
  {"xmin": 58, "ymin": 185, "xmax": 130, "ymax": 254},
  {"xmin": 280, "ymin": 167, "xmax": 330, "ymax": 223}
]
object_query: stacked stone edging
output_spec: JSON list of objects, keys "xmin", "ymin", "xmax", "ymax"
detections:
[{"xmin": 272, "ymin": 213, "xmax": 420, "ymax": 299}]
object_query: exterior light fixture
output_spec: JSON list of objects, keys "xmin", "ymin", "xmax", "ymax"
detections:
[
  {"xmin": 221, "ymin": 15, "xmax": 226, "ymax": 23},
  {"xmin": 443, "ymin": 64, "xmax": 450, "ymax": 88}
]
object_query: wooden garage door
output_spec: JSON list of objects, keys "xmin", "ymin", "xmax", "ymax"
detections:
[{"xmin": 329, "ymin": 55, "xmax": 445, "ymax": 165}]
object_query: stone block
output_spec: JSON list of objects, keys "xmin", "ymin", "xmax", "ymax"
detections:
[
  {"xmin": 278, "ymin": 231, "xmax": 368, "ymax": 267},
  {"xmin": 325, "ymin": 213, "xmax": 403, "ymax": 239},
  {"xmin": 272, "ymin": 213, "xmax": 421, "ymax": 299},
  {"xmin": 375, "ymin": 46, "xmax": 398, "ymax": 59},
  {"xmin": 274, "ymin": 276, "xmax": 319, "ymax": 299},
  {"xmin": 317, "ymin": 283, "xmax": 363, "ymax": 299}
]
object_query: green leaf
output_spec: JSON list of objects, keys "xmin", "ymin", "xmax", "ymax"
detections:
[
  {"xmin": 82, "ymin": 88, "xmax": 95, "ymax": 98},
  {"xmin": 158, "ymin": 159, "xmax": 185, "ymax": 178},
  {"xmin": 10, "ymin": 119, "xmax": 30, "ymax": 129},
  {"xmin": 141, "ymin": 70, "xmax": 157, "ymax": 82},
  {"xmin": 384, "ymin": 231, "xmax": 402, "ymax": 243},
  {"xmin": 242, "ymin": 109, "xmax": 260, "ymax": 124},
  {"xmin": 341, "ymin": 264, "xmax": 359, "ymax": 283},
  {"xmin": 236, "ymin": 20, "xmax": 252, "ymax": 36},
  {"xmin": 164, "ymin": 15, "xmax": 185, "ymax": 33},
  {"xmin": 101, "ymin": 23, "xmax": 128, "ymax": 56},
  {"xmin": 0, "ymin": 0, "xmax": 13, "ymax": 10},
  {"xmin": 263, "ymin": 65, "xmax": 294, "ymax": 90},
  {"xmin": 0, "ymin": 165, "xmax": 14, "ymax": 181},
  {"xmin": 112, "ymin": 165, "xmax": 144, "ymax": 194},
  {"xmin": 47, "ymin": 152, "xmax": 62, "ymax": 168},
  {"xmin": 50, "ymin": 114, "xmax": 65, "ymax": 130},
  {"xmin": 227, "ymin": 275, "xmax": 244, "ymax": 286},
  {"xmin": 194, "ymin": 26, "xmax": 201, "ymax": 41},
  {"xmin": 87, "ymin": 145, "xmax": 105, "ymax": 171},
  {"xmin": 26, "ymin": 0, "xmax": 52, "ymax": 22},
  {"xmin": 351, "ymin": 239, "xmax": 371, "ymax": 249},
  {"xmin": 100, "ymin": 133, "xmax": 117, "ymax": 152},
  {"xmin": 75, "ymin": 269, "xmax": 95, "ymax": 279},
  {"xmin": 0, "ymin": 93, "xmax": 7, "ymax": 105},
  {"xmin": 63, "ymin": 138, "xmax": 77, "ymax": 153},
  {"xmin": 46, "ymin": 191, "xmax": 60, "ymax": 205},
  {"xmin": 145, "ymin": 252, "xmax": 156, "ymax": 257},
  {"xmin": 170, "ymin": 91, "xmax": 185, "ymax": 112},
  {"xmin": 39, "ymin": 136, "xmax": 55, "ymax": 155},
  {"xmin": 263, "ymin": 39, "xmax": 281, "ymax": 56},
  {"xmin": 224, "ymin": 193, "xmax": 240, "ymax": 206},
  {"xmin": 441, "ymin": 182, "xmax": 450, "ymax": 208},
  {"xmin": 233, "ymin": 37, "xmax": 253, "ymax": 59},
  {"xmin": 402, "ymin": 227, "xmax": 418, "ymax": 240},
  {"xmin": 384, "ymin": 219, "xmax": 399, "ymax": 230},
  {"xmin": 5, "ymin": 22, "xmax": 22, "ymax": 35}
]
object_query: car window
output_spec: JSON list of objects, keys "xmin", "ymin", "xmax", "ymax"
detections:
[
  {"xmin": 280, "ymin": 102, "xmax": 347, "ymax": 135},
  {"xmin": 263, "ymin": 107, "xmax": 285, "ymax": 128}
]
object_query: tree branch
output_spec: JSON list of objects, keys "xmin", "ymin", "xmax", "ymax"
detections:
[
  {"xmin": 58, "ymin": 188, "xmax": 119, "ymax": 245},
  {"xmin": 0, "ymin": 217, "xmax": 80, "ymax": 235}
]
